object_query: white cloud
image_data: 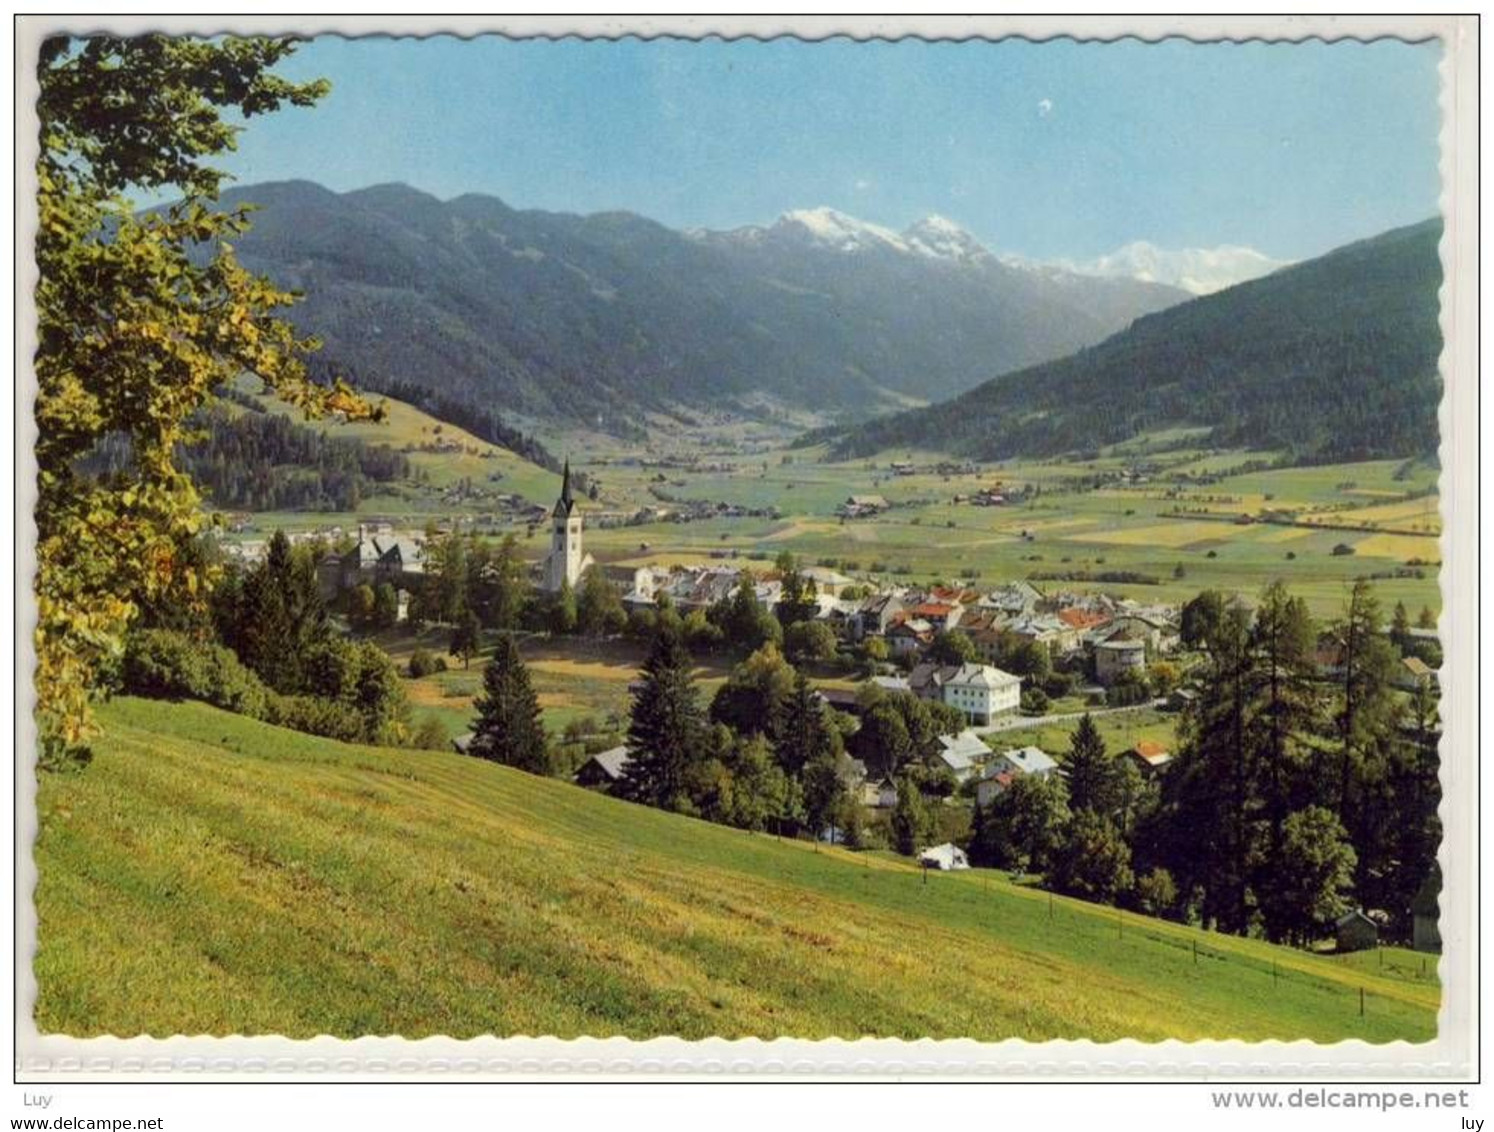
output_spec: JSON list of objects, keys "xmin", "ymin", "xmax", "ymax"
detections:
[
  {"xmin": 853, "ymin": 178, "xmax": 871, "ymax": 191},
  {"xmin": 1037, "ymin": 98, "xmax": 1054, "ymax": 118}
]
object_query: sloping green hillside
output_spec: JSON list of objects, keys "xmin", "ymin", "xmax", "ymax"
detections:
[
  {"xmin": 834, "ymin": 219, "xmax": 1442, "ymax": 463},
  {"xmin": 34, "ymin": 699, "xmax": 1439, "ymax": 1042}
]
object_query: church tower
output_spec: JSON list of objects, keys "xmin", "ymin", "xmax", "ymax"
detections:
[{"xmin": 542, "ymin": 459, "xmax": 592, "ymax": 592}]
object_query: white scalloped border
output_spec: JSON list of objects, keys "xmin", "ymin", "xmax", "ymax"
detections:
[{"xmin": 9, "ymin": 12, "xmax": 1478, "ymax": 1082}]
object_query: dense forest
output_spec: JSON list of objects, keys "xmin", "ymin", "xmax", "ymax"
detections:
[
  {"xmin": 833, "ymin": 219, "xmax": 1442, "ymax": 463},
  {"xmin": 83, "ymin": 396, "xmax": 411, "ymax": 513}
]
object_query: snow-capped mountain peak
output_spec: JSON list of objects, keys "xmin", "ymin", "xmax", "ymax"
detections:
[
  {"xmin": 775, "ymin": 207, "xmax": 911, "ymax": 253},
  {"xmin": 1005, "ymin": 241, "xmax": 1292, "ymax": 295},
  {"xmin": 902, "ymin": 214, "xmax": 991, "ymax": 262}
]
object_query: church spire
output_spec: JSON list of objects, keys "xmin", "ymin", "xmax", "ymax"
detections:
[{"xmin": 555, "ymin": 458, "xmax": 575, "ymax": 518}]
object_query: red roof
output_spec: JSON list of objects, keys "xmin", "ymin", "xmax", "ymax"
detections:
[
  {"xmin": 909, "ymin": 602, "xmax": 955, "ymax": 618},
  {"xmin": 930, "ymin": 586, "xmax": 979, "ymax": 603},
  {"xmin": 1057, "ymin": 607, "xmax": 1111, "ymax": 630},
  {"xmin": 1128, "ymin": 740, "xmax": 1171, "ymax": 765}
]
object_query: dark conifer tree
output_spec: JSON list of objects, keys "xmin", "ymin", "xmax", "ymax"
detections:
[
  {"xmin": 621, "ymin": 620, "xmax": 705, "ymax": 810},
  {"xmin": 1246, "ymin": 581, "xmax": 1321, "ymax": 865},
  {"xmin": 1061, "ymin": 713, "xmax": 1121, "ymax": 817},
  {"xmin": 469, "ymin": 634, "xmax": 548, "ymax": 773}
]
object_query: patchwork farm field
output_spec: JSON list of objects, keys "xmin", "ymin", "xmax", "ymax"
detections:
[
  {"xmin": 212, "ymin": 406, "xmax": 1442, "ymax": 622},
  {"xmin": 33, "ymin": 699, "xmax": 1439, "ymax": 1042},
  {"xmin": 572, "ymin": 445, "xmax": 1441, "ymax": 618}
]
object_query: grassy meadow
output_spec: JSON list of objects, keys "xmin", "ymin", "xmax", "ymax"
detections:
[{"xmin": 33, "ymin": 698, "xmax": 1439, "ymax": 1042}]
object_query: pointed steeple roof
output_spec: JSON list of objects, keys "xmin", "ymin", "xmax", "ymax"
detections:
[{"xmin": 554, "ymin": 458, "xmax": 576, "ymax": 518}]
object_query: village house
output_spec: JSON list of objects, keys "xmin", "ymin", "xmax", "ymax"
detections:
[
  {"xmin": 574, "ymin": 745, "xmax": 633, "ymax": 790},
  {"xmin": 1122, "ymin": 739, "xmax": 1172, "ymax": 776},
  {"xmin": 1006, "ymin": 614, "xmax": 1072, "ymax": 653},
  {"xmin": 318, "ymin": 524, "xmax": 426, "ymax": 598},
  {"xmin": 887, "ymin": 617, "xmax": 935, "ymax": 656},
  {"xmin": 906, "ymin": 600, "xmax": 963, "ymax": 632},
  {"xmin": 962, "ymin": 625, "xmax": 1009, "ymax": 668},
  {"xmin": 1105, "ymin": 612, "xmax": 1178, "ymax": 653},
  {"xmin": 1166, "ymin": 687, "xmax": 1200, "ymax": 713},
  {"xmin": 803, "ymin": 566, "xmax": 856, "ymax": 597},
  {"xmin": 848, "ymin": 592, "xmax": 906, "ymax": 641},
  {"xmin": 974, "ymin": 767, "xmax": 1022, "ymax": 807},
  {"xmin": 1396, "ymin": 655, "xmax": 1436, "ymax": 691},
  {"xmin": 868, "ymin": 776, "xmax": 900, "ymax": 809},
  {"xmin": 974, "ymin": 746, "xmax": 1058, "ymax": 806},
  {"xmin": 814, "ymin": 687, "xmax": 864, "ymax": 717},
  {"xmin": 933, "ymin": 730, "xmax": 989, "ymax": 782},
  {"xmin": 1057, "ymin": 606, "xmax": 1112, "ymax": 641},
  {"xmin": 1334, "ymin": 909, "xmax": 1380, "ymax": 953},
  {"xmin": 839, "ymin": 493, "xmax": 890, "ymax": 519},
  {"xmin": 988, "ymin": 745, "xmax": 1059, "ymax": 780},
  {"xmin": 979, "ymin": 581, "xmax": 1043, "ymax": 616}
]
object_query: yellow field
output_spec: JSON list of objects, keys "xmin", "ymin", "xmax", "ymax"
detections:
[
  {"xmin": 1005, "ymin": 516, "xmax": 1101, "ymax": 533},
  {"xmin": 1334, "ymin": 498, "xmax": 1443, "ymax": 532},
  {"xmin": 1082, "ymin": 521, "xmax": 1237, "ymax": 548},
  {"xmin": 1257, "ymin": 526, "xmax": 1314, "ymax": 543},
  {"xmin": 1355, "ymin": 532, "xmax": 1443, "ymax": 561}
]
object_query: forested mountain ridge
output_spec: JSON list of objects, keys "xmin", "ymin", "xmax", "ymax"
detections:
[
  {"xmin": 832, "ymin": 219, "xmax": 1443, "ymax": 463},
  {"xmin": 202, "ymin": 181, "xmax": 1185, "ymax": 431}
]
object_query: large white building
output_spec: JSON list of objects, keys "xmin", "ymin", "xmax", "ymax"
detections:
[
  {"xmin": 541, "ymin": 461, "xmax": 594, "ymax": 593},
  {"xmin": 943, "ymin": 663, "xmax": 1022, "ymax": 724},
  {"xmin": 910, "ymin": 662, "xmax": 1022, "ymax": 725}
]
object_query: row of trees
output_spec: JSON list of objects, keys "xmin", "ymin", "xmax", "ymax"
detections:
[
  {"xmin": 966, "ymin": 580, "xmax": 1439, "ymax": 947},
  {"xmin": 463, "ymin": 619, "xmax": 862, "ymax": 840}
]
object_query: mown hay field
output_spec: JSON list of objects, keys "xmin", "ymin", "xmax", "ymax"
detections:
[{"xmin": 33, "ymin": 699, "xmax": 1439, "ymax": 1043}]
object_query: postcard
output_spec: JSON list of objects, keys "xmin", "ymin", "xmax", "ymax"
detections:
[{"xmin": 13, "ymin": 14, "xmax": 1478, "ymax": 1083}]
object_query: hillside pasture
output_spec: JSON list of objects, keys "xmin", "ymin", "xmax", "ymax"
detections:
[{"xmin": 33, "ymin": 699, "xmax": 1439, "ymax": 1042}]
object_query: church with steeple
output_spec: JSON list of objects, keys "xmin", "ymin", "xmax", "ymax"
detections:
[{"xmin": 540, "ymin": 459, "xmax": 594, "ymax": 593}]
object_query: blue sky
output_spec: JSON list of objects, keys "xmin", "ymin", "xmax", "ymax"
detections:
[{"xmin": 215, "ymin": 35, "xmax": 1442, "ymax": 261}]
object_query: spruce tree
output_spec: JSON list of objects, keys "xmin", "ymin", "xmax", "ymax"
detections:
[
  {"xmin": 1246, "ymin": 580, "xmax": 1321, "ymax": 865},
  {"xmin": 1390, "ymin": 600, "xmax": 1412, "ymax": 654},
  {"xmin": 622, "ymin": 620, "xmax": 705, "ymax": 810},
  {"xmin": 776, "ymin": 669, "xmax": 833, "ymax": 777},
  {"xmin": 1062, "ymin": 713, "xmax": 1120, "ymax": 816},
  {"xmin": 890, "ymin": 776, "xmax": 930, "ymax": 856},
  {"xmin": 469, "ymin": 634, "xmax": 548, "ymax": 773},
  {"xmin": 1157, "ymin": 597, "xmax": 1258, "ymax": 933}
]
